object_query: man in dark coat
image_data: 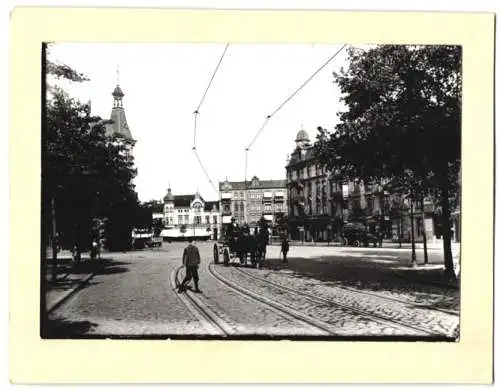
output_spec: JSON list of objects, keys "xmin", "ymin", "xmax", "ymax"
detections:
[
  {"xmin": 281, "ymin": 236, "xmax": 290, "ymax": 263},
  {"xmin": 178, "ymin": 239, "xmax": 201, "ymax": 293}
]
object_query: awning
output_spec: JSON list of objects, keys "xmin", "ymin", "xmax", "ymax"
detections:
[
  {"xmin": 264, "ymin": 214, "xmax": 273, "ymax": 221},
  {"xmin": 263, "ymin": 192, "xmax": 273, "ymax": 198},
  {"xmin": 275, "ymin": 191, "xmax": 284, "ymax": 198},
  {"xmin": 222, "ymin": 216, "xmax": 232, "ymax": 223},
  {"xmin": 221, "ymin": 192, "xmax": 232, "ymax": 199},
  {"xmin": 160, "ymin": 228, "xmax": 211, "ymax": 238},
  {"xmin": 132, "ymin": 233, "xmax": 153, "ymax": 239}
]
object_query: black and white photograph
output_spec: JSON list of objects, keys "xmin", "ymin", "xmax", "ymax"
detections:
[{"xmin": 41, "ymin": 42, "xmax": 461, "ymax": 341}]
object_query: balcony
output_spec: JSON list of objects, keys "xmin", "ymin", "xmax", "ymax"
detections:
[
  {"xmin": 263, "ymin": 191, "xmax": 273, "ymax": 200},
  {"xmin": 221, "ymin": 192, "xmax": 233, "ymax": 200}
]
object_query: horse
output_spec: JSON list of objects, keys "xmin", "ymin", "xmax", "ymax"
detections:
[
  {"xmin": 235, "ymin": 232, "xmax": 259, "ymax": 267},
  {"xmin": 255, "ymin": 228, "xmax": 269, "ymax": 267}
]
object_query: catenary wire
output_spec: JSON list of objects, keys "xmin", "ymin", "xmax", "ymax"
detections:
[
  {"xmin": 244, "ymin": 44, "xmax": 347, "ymax": 182},
  {"xmin": 193, "ymin": 148, "xmax": 218, "ymax": 194},
  {"xmin": 195, "ymin": 43, "xmax": 230, "ymax": 114},
  {"xmin": 190, "ymin": 43, "xmax": 229, "ymax": 197},
  {"xmin": 246, "ymin": 44, "xmax": 347, "ymax": 151}
]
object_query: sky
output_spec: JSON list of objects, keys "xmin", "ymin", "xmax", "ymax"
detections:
[{"xmin": 47, "ymin": 43, "xmax": 357, "ymax": 203}]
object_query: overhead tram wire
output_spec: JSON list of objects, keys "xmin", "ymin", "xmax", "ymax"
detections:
[
  {"xmin": 191, "ymin": 43, "xmax": 230, "ymax": 199},
  {"xmin": 193, "ymin": 148, "xmax": 219, "ymax": 194},
  {"xmin": 244, "ymin": 44, "xmax": 348, "ymax": 182},
  {"xmin": 192, "ymin": 43, "xmax": 230, "ymax": 150}
]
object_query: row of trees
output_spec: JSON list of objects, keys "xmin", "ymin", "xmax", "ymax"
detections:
[
  {"xmin": 43, "ymin": 59, "xmax": 140, "ymax": 252},
  {"xmin": 314, "ymin": 45, "xmax": 461, "ymax": 281},
  {"xmin": 42, "ymin": 43, "xmax": 143, "ymax": 334}
]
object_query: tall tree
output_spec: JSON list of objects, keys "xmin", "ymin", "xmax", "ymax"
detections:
[
  {"xmin": 315, "ymin": 45, "xmax": 461, "ymax": 281},
  {"xmin": 42, "ymin": 43, "xmax": 140, "ymax": 335}
]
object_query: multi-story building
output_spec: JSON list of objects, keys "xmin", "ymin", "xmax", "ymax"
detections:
[
  {"xmin": 159, "ymin": 188, "xmax": 220, "ymax": 240},
  {"xmin": 219, "ymin": 176, "xmax": 287, "ymax": 227},
  {"xmin": 286, "ymin": 127, "xmax": 460, "ymax": 243}
]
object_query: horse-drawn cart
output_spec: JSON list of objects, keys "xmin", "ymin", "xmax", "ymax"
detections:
[{"xmin": 213, "ymin": 222, "xmax": 269, "ymax": 267}]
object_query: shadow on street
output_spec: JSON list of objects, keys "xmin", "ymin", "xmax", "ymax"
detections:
[
  {"xmin": 47, "ymin": 258, "xmax": 132, "ymax": 277},
  {"xmin": 258, "ymin": 254, "xmax": 459, "ymax": 313},
  {"xmin": 42, "ymin": 317, "xmax": 99, "ymax": 338}
]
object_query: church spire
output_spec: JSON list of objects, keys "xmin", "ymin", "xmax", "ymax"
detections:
[{"xmin": 103, "ymin": 67, "xmax": 133, "ymax": 141}]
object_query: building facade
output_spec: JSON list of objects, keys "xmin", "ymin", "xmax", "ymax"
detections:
[
  {"xmin": 160, "ymin": 188, "xmax": 220, "ymax": 239},
  {"xmin": 285, "ymin": 127, "xmax": 460, "ymax": 243},
  {"xmin": 219, "ymin": 177, "xmax": 287, "ymax": 227}
]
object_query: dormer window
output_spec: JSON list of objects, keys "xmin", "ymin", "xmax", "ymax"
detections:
[{"xmin": 251, "ymin": 176, "xmax": 260, "ymax": 187}]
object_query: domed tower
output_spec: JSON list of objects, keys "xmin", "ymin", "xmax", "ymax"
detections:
[
  {"xmin": 163, "ymin": 187, "xmax": 175, "ymax": 226},
  {"xmin": 295, "ymin": 126, "xmax": 311, "ymax": 150}
]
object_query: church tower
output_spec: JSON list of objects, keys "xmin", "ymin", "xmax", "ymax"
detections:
[{"xmin": 104, "ymin": 79, "xmax": 134, "ymax": 141}]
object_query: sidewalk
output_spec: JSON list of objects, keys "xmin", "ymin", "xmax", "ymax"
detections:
[
  {"xmin": 263, "ymin": 244, "xmax": 460, "ymax": 291},
  {"xmin": 274, "ymin": 240, "xmax": 460, "ymax": 251},
  {"xmin": 45, "ymin": 256, "xmax": 104, "ymax": 313}
]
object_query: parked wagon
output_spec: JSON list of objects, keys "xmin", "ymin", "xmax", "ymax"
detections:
[{"xmin": 341, "ymin": 222, "xmax": 379, "ymax": 247}]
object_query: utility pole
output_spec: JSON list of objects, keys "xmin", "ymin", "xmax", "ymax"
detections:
[
  {"xmin": 51, "ymin": 197, "xmax": 57, "ymax": 282},
  {"xmin": 410, "ymin": 195, "xmax": 417, "ymax": 267},
  {"xmin": 421, "ymin": 195, "xmax": 429, "ymax": 264}
]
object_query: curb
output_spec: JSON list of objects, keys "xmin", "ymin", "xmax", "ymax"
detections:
[{"xmin": 47, "ymin": 269, "xmax": 98, "ymax": 314}]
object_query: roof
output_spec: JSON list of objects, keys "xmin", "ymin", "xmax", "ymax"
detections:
[
  {"xmin": 112, "ymin": 85, "xmax": 124, "ymax": 98},
  {"xmin": 219, "ymin": 177, "xmax": 287, "ymax": 191},
  {"xmin": 163, "ymin": 188, "xmax": 174, "ymax": 202},
  {"xmin": 174, "ymin": 195, "xmax": 196, "ymax": 207},
  {"xmin": 295, "ymin": 129, "xmax": 310, "ymax": 142},
  {"xmin": 287, "ymin": 146, "xmax": 315, "ymax": 166},
  {"xmin": 105, "ymin": 107, "xmax": 133, "ymax": 141}
]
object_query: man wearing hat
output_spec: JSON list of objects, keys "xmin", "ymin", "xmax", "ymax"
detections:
[{"xmin": 178, "ymin": 239, "xmax": 201, "ymax": 293}]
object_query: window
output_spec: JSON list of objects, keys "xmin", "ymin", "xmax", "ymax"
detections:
[
  {"xmin": 240, "ymin": 202, "xmax": 244, "ymax": 214},
  {"xmin": 234, "ymin": 203, "xmax": 239, "ymax": 212},
  {"xmin": 205, "ymin": 216, "xmax": 210, "ymax": 225},
  {"xmin": 194, "ymin": 216, "xmax": 201, "ymax": 225},
  {"xmin": 213, "ymin": 216, "xmax": 218, "ymax": 224}
]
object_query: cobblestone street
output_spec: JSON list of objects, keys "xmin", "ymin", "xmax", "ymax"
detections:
[{"xmin": 47, "ymin": 241, "xmax": 459, "ymax": 339}]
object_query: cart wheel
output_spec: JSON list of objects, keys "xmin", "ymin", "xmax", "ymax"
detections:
[
  {"xmin": 342, "ymin": 237, "xmax": 348, "ymax": 246},
  {"xmin": 353, "ymin": 240, "xmax": 361, "ymax": 247},
  {"xmin": 223, "ymin": 248, "xmax": 230, "ymax": 266},
  {"xmin": 213, "ymin": 244, "xmax": 219, "ymax": 264}
]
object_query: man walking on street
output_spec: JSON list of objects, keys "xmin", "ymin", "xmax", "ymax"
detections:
[
  {"xmin": 281, "ymin": 236, "xmax": 289, "ymax": 264},
  {"xmin": 178, "ymin": 239, "xmax": 201, "ymax": 293}
]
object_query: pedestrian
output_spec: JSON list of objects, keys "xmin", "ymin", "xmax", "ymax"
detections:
[
  {"xmin": 281, "ymin": 236, "xmax": 289, "ymax": 263},
  {"xmin": 378, "ymin": 230, "xmax": 383, "ymax": 248},
  {"xmin": 178, "ymin": 239, "xmax": 201, "ymax": 293}
]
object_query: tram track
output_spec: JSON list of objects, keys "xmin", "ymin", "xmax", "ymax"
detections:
[
  {"xmin": 240, "ymin": 265, "xmax": 458, "ymax": 316},
  {"xmin": 228, "ymin": 265, "xmax": 450, "ymax": 337},
  {"xmin": 207, "ymin": 263, "xmax": 336, "ymax": 335},
  {"xmin": 170, "ymin": 265, "xmax": 230, "ymax": 336},
  {"xmin": 173, "ymin": 264, "xmax": 331, "ymax": 336}
]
